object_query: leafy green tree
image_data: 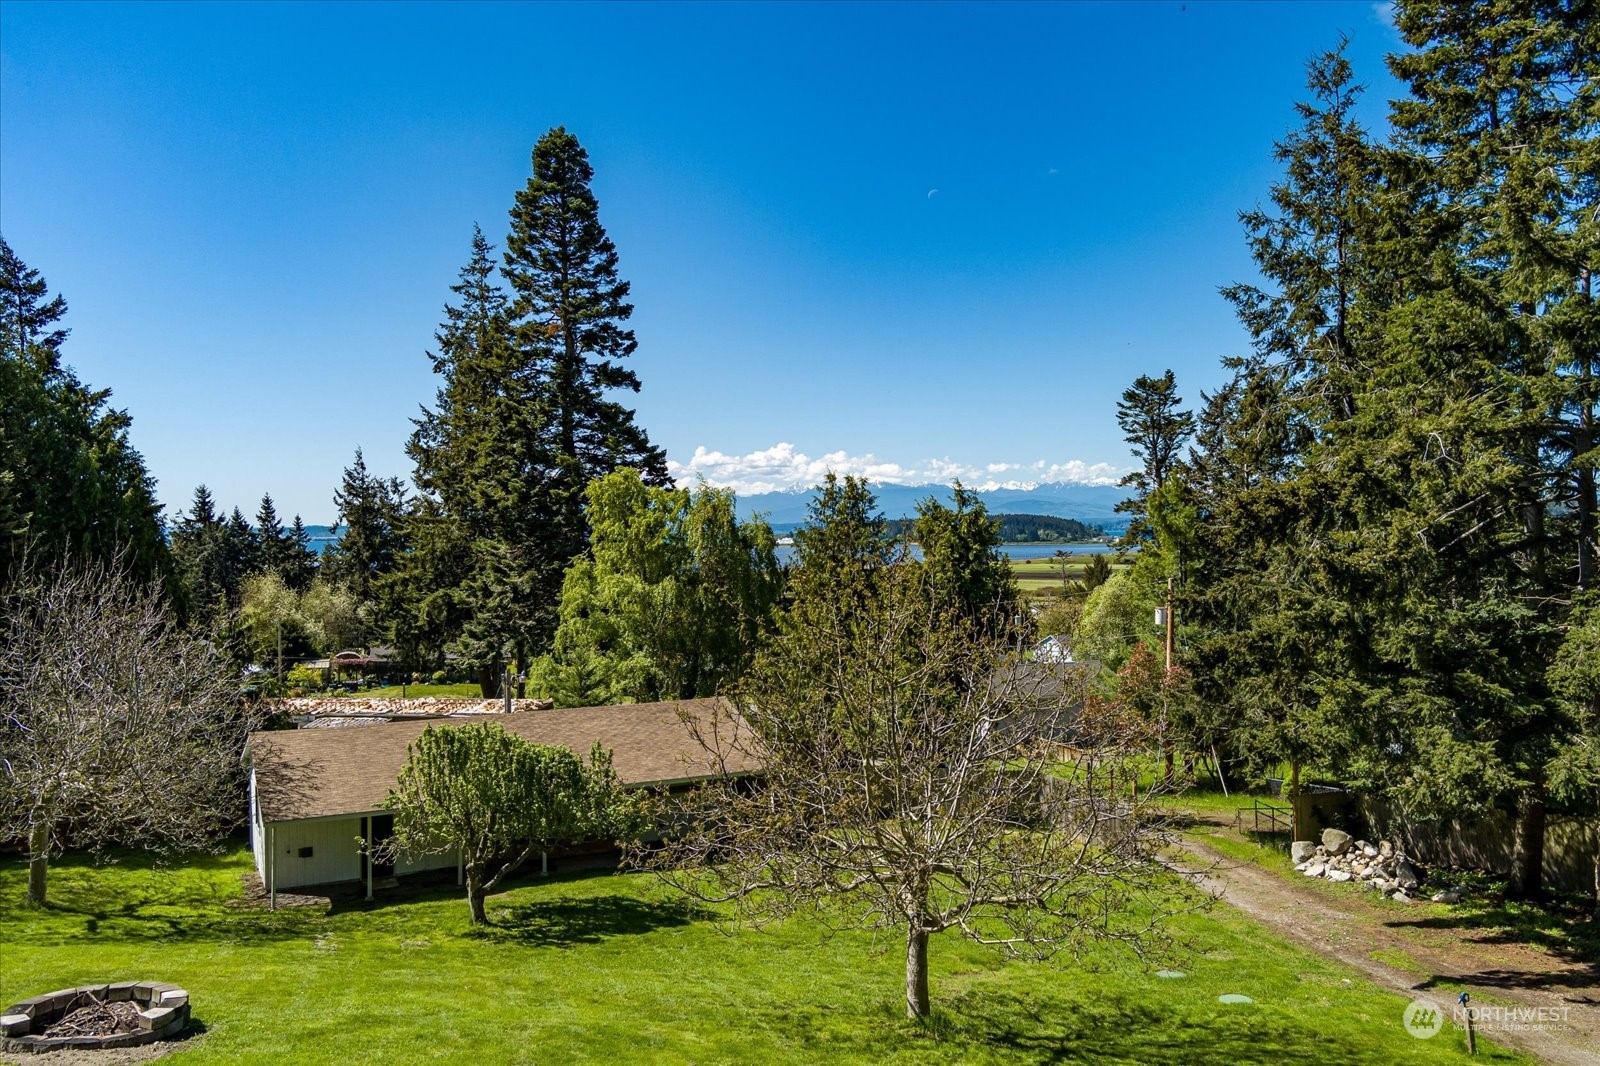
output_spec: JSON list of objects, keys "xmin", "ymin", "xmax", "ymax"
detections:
[
  {"xmin": 300, "ymin": 577, "xmax": 364, "ymax": 655},
  {"xmin": 1073, "ymin": 569, "xmax": 1159, "ymax": 671},
  {"xmin": 382, "ymin": 721, "xmax": 634, "ymax": 924},
  {"xmin": 532, "ymin": 470, "xmax": 781, "ymax": 705},
  {"xmin": 239, "ymin": 571, "xmax": 304, "ymax": 677}
]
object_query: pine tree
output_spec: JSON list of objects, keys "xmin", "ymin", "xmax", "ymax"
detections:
[
  {"xmin": 0, "ymin": 237, "xmax": 68, "ymax": 373},
  {"xmin": 169, "ymin": 485, "xmax": 224, "ymax": 628},
  {"xmin": 254, "ymin": 494, "xmax": 296, "ymax": 580},
  {"xmin": 1363, "ymin": 0, "xmax": 1599, "ymax": 898},
  {"xmin": 913, "ymin": 483, "xmax": 1017, "ymax": 643},
  {"xmin": 502, "ymin": 127, "xmax": 669, "ymax": 634},
  {"xmin": 285, "ymin": 515, "xmax": 319, "ymax": 591},
  {"xmin": 1113, "ymin": 370, "xmax": 1194, "ymax": 546},
  {"xmin": 0, "ymin": 239, "xmax": 170, "ymax": 588},
  {"xmin": 408, "ymin": 131, "xmax": 670, "ymax": 682},
  {"xmin": 324, "ymin": 448, "xmax": 408, "ymax": 609},
  {"xmin": 407, "ymin": 227, "xmax": 536, "ymax": 685}
]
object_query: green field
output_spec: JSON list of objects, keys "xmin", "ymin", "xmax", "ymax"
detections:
[
  {"xmin": 2, "ymin": 847, "xmax": 1520, "ymax": 1064},
  {"xmin": 1009, "ymin": 554, "xmax": 1115, "ymax": 601}
]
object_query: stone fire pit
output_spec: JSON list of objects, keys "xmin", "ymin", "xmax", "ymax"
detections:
[{"xmin": 1, "ymin": 983, "xmax": 190, "ymax": 1054}]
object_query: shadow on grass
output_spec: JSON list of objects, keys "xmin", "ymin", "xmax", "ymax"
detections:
[
  {"xmin": 1385, "ymin": 893, "xmax": 1600, "ymax": 975},
  {"xmin": 1, "ymin": 844, "xmax": 330, "ymax": 946},
  {"xmin": 839, "ymin": 989, "xmax": 1521, "ymax": 1065},
  {"xmin": 471, "ymin": 894, "xmax": 709, "ymax": 947}
]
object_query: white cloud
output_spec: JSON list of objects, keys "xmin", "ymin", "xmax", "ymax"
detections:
[{"xmin": 667, "ymin": 443, "xmax": 1128, "ymax": 495}]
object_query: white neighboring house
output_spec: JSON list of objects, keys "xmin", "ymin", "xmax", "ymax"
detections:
[
  {"xmin": 1032, "ymin": 634, "xmax": 1074, "ymax": 663},
  {"xmin": 245, "ymin": 697, "xmax": 761, "ymax": 903}
]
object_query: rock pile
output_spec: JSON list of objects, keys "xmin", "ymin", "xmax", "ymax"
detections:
[{"xmin": 1291, "ymin": 828, "xmax": 1462, "ymax": 903}]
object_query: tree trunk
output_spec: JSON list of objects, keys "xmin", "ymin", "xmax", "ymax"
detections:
[
  {"xmin": 905, "ymin": 924, "xmax": 930, "ymax": 1019},
  {"xmin": 26, "ymin": 821, "xmax": 49, "ymax": 907},
  {"xmin": 476, "ymin": 665, "xmax": 497, "ymax": 699},
  {"xmin": 1507, "ymin": 779, "xmax": 1547, "ymax": 901},
  {"xmin": 1593, "ymin": 817, "xmax": 1599, "ymax": 920},
  {"xmin": 465, "ymin": 862, "xmax": 487, "ymax": 925}
]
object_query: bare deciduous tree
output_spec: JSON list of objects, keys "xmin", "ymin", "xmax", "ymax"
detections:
[
  {"xmin": 639, "ymin": 571, "xmax": 1192, "ymax": 1020},
  {"xmin": 0, "ymin": 559, "xmax": 261, "ymax": 905}
]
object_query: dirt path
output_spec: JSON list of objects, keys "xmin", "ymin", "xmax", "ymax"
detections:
[{"xmin": 1176, "ymin": 835, "xmax": 1600, "ymax": 1065}]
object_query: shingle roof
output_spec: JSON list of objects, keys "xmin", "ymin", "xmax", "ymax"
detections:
[{"xmin": 249, "ymin": 697, "xmax": 762, "ymax": 824}]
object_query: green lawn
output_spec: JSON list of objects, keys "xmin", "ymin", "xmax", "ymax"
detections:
[{"xmin": 2, "ymin": 847, "xmax": 1521, "ymax": 1064}]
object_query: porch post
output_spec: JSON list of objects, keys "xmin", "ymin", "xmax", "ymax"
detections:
[
  {"xmin": 365, "ymin": 817, "xmax": 374, "ymax": 902},
  {"xmin": 268, "ymin": 824, "xmax": 276, "ymax": 911}
]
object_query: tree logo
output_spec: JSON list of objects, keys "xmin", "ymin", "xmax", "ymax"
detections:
[{"xmin": 1403, "ymin": 998, "xmax": 1445, "ymax": 1039}]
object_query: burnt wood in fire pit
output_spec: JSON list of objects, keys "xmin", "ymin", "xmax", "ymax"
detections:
[{"xmin": 0, "ymin": 983, "xmax": 190, "ymax": 1053}]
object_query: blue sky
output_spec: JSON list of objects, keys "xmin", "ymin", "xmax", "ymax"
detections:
[{"xmin": 1, "ymin": 1, "xmax": 1404, "ymax": 523}]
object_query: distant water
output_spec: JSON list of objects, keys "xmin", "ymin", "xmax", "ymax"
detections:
[
  {"xmin": 773, "ymin": 542, "xmax": 1120, "ymax": 565},
  {"xmin": 300, "ymin": 524, "xmax": 1119, "ymax": 564}
]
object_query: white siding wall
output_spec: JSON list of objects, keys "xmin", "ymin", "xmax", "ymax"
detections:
[
  {"xmin": 269, "ymin": 818, "xmax": 363, "ymax": 889},
  {"xmin": 250, "ymin": 769, "xmax": 266, "ymax": 881}
]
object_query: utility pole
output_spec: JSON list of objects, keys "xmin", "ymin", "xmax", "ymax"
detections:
[{"xmin": 1164, "ymin": 578, "xmax": 1176, "ymax": 784}]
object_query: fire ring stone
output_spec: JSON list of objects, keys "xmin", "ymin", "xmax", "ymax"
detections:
[{"xmin": 0, "ymin": 982, "xmax": 190, "ymax": 1054}]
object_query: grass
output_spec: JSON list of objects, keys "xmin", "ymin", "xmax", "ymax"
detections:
[
  {"xmin": 1174, "ymin": 789, "xmax": 1600, "ymax": 1005},
  {"xmin": 1, "ymin": 845, "xmax": 1526, "ymax": 1064},
  {"xmin": 1008, "ymin": 556, "xmax": 1129, "ymax": 604}
]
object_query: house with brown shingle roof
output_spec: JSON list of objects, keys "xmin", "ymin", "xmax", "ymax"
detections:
[{"xmin": 246, "ymin": 697, "xmax": 761, "ymax": 901}]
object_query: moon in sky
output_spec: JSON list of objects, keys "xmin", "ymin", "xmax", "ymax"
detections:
[{"xmin": 927, "ymin": 188, "xmax": 938, "ymax": 199}]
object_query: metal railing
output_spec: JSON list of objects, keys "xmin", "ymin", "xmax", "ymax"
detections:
[{"xmin": 1234, "ymin": 798, "xmax": 1292, "ymax": 836}]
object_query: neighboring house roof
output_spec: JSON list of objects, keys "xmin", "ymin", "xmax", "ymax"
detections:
[
  {"xmin": 1032, "ymin": 634, "xmax": 1074, "ymax": 661},
  {"xmin": 989, "ymin": 660, "xmax": 1095, "ymax": 747},
  {"xmin": 249, "ymin": 697, "xmax": 762, "ymax": 824}
]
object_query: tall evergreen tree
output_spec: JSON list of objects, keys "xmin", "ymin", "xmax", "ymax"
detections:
[
  {"xmin": 408, "ymin": 131, "xmax": 669, "ymax": 685},
  {"xmin": 1113, "ymin": 370, "xmax": 1194, "ymax": 546},
  {"xmin": 913, "ymin": 483, "xmax": 1017, "ymax": 643},
  {"xmin": 502, "ymin": 128, "xmax": 669, "ymax": 628},
  {"xmin": 254, "ymin": 494, "xmax": 296, "ymax": 580},
  {"xmin": 324, "ymin": 448, "xmax": 408, "ymax": 611},
  {"xmin": 0, "ymin": 238, "xmax": 170, "ymax": 589},
  {"xmin": 285, "ymin": 515, "xmax": 319, "ymax": 592},
  {"xmin": 169, "ymin": 485, "xmax": 225, "ymax": 629}
]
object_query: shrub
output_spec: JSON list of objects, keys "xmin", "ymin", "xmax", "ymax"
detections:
[{"xmin": 286, "ymin": 664, "xmax": 327, "ymax": 691}]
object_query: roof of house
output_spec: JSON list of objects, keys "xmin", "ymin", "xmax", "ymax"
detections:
[{"xmin": 249, "ymin": 697, "xmax": 762, "ymax": 824}]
